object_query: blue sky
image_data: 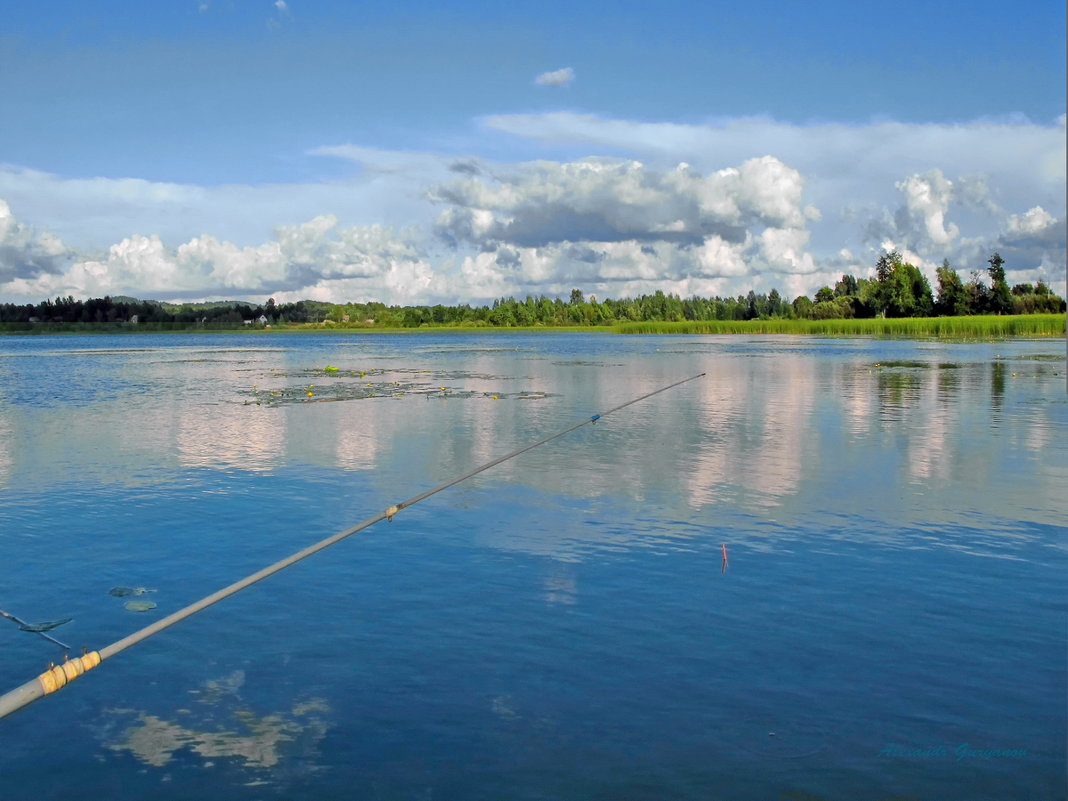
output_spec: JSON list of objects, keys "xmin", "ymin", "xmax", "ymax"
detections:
[{"xmin": 1, "ymin": 0, "xmax": 1064, "ymax": 304}]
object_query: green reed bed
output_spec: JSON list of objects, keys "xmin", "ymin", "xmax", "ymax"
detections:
[{"xmin": 614, "ymin": 314, "xmax": 1066, "ymax": 338}]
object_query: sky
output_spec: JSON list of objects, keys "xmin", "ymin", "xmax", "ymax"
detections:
[{"xmin": 0, "ymin": 0, "xmax": 1064, "ymax": 305}]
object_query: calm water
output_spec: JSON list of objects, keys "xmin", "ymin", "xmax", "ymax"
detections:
[{"xmin": 0, "ymin": 332, "xmax": 1064, "ymax": 801}]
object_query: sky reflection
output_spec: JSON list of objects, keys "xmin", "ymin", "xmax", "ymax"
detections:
[{"xmin": 0, "ymin": 334, "xmax": 1064, "ymax": 547}]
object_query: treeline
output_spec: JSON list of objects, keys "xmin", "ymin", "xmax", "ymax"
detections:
[
  {"xmin": 0, "ymin": 296, "xmax": 333, "ymax": 326},
  {"xmin": 384, "ymin": 287, "xmax": 790, "ymax": 327},
  {"xmin": 0, "ymin": 251, "xmax": 1062, "ymax": 329},
  {"xmin": 386, "ymin": 251, "xmax": 1062, "ymax": 327},
  {"xmin": 793, "ymin": 252, "xmax": 1064, "ymax": 320}
]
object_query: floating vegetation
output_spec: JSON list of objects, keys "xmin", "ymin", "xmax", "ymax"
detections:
[
  {"xmin": 416, "ymin": 347, "xmax": 532, "ymax": 354},
  {"xmin": 242, "ymin": 379, "xmax": 554, "ymax": 407},
  {"xmin": 110, "ymin": 587, "xmax": 155, "ymax": 597},
  {"xmin": 872, "ymin": 360, "xmax": 928, "ymax": 369},
  {"xmin": 302, "ymin": 366, "xmax": 387, "ymax": 379},
  {"xmin": 552, "ymin": 360, "xmax": 623, "ymax": 367},
  {"xmin": 239, "ymin": 364, "xmax": 548, "ymax": 407},
  {"xmin": 294, "ymin": 366, "xmax": 517, "ymax": 381},
  {"xmin": 1, "ymin": 608, "xmax": 73, "ymax": 648},
  {"xmin": 871, "ymin": 360, "xmax": 964, "ymax": 369},
  {"xmin": 1017, "ymin": 353, "xmax": 1064, "ymax": 361},
  {"xmin": 124, "ymin": 601, "xmax": 158, "ymax": 612},
  {"xmin": 17, "ymin": 617, "xmax": 72, "ymax": 633}
]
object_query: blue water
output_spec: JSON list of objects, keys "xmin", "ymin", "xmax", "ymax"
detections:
[{"xmin": 0, "ymin": 333, "xmax": 1065, "ymax": 800}]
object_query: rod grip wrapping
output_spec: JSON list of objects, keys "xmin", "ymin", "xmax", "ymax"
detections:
[{"xmin": 37, "ymin": 651, "xmax": 102, "ymax": 695}]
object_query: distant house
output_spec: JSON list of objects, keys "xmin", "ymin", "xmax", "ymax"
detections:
[
  {"xmin": 129, "ymin": 314, "xmax": 139, "ymax": 324},
  {"xmin": 258, "ymin": 315, "xmax": 268, "ymax": 325}
]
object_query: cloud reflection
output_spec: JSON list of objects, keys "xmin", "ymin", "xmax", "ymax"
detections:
[{"xmin": 105, "ymin": 670, "xmax": 331, "ymax": 774}]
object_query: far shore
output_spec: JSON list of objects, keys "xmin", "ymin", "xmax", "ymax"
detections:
[{"xmin": 0, "ymin": 313, "xmax": 1064, "ymax": 340}]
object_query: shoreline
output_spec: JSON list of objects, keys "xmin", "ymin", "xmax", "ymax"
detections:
[{"xmin": 0, "ymin": 313, "xmax": 1064, "ymax": 340}]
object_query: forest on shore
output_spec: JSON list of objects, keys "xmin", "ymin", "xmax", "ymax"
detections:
[{"xmin": 0, "ymin": 251, "xmax": 1063, "ymax": 330}]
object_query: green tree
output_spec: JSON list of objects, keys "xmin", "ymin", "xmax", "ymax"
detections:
[
  {"xmin": 869, "ymin": 250, "xmax": 903, "ymax": 316},
  {"xmin": 767, "ymin": 288, "xmax": 784, "ymax": 317},
  {"xmin": 965, "ymin": 270, "xmax": 989, "ymax": 315},
  {"xmin": 986, "ymin": 252, "xmax": 1012, "ymax": 315},
  {"xmin": 792, "ymin": 295, "xmax": 813, "ymax": 318},
  {"xmin": 834, "ymin": 274, "xmax": 859, "ymax": 297},
  {"xmin": 883, "ymin": 260, "xmax": 933, "ymax": 317},
  {"xmin": 935, "ymin": 259, "xmax": 968, "ymax": 316}
]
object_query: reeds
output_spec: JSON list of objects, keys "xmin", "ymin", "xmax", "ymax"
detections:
[{"xmin": 614, "ymin": 314, "xmax": 1066, "ymax": 338}]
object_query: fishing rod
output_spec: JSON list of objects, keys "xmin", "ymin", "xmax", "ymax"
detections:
[{"xmin": 0, "ymin": 373, "xmax": 704, "ymax": 721}]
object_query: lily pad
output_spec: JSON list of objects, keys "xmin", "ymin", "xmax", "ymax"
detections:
[
  {"xmin": 873, "ymin": 360, "xmax": 929, "ymax": 368},
  {"xmin": 18, "ymin": 617, "xmax": 73, "ymax": 632},
  {"xmin": 110, "ymin": 587, "xmax": 155, "ymax": 597},
  {"xmin": 124, "ymin": 601, "xmax": 158, "ymax": 612}
]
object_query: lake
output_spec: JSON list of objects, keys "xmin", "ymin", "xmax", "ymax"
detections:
[{"xmin": 0, "ymin": 332, "xmax": 1064, "ymax": 800}]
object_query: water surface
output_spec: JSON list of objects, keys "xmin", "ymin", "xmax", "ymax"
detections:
[{"xmin": 0, "ymin": 333, "xmax": 1064, "ymax": 800}]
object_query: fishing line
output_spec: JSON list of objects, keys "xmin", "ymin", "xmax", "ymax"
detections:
[{"xmin": 0, "ymin": 372, "xmax": 704, "ymax": 720}]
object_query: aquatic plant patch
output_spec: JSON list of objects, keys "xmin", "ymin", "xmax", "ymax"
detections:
[
  {"xmin": 239, "ymin": 366, "xmax": 552, "ymax": 407},
  {"xmin": 616, "ymin": 314, "xmax": 1066, "ymax": 338}
]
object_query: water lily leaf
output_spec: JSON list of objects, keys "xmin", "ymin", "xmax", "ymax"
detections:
[
  {"xmin": 110, "ymin": 587, "xmax": 155, "ymax": 597},
  {"xmin": 18, "ymin": 618, "xmax": 73, "ymax": 632}
]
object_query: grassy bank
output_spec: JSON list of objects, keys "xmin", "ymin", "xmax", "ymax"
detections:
[
  {"xmin": 614, "ymin": 314, "xmax": 1066, "ymax": 338},
  {"xmin": 3, "ymin": 315, "xmax": 1064, "ymax": 339}
]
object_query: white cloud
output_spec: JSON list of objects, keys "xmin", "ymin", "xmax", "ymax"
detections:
[
  {"xmin": 0, "ymin": 164, "xmax": 436, "ymax": 252},
  {"xmin": 424, "ymin": 153, "xmax": 825, "ymax": 296},
  {"xmin": 480, "ymin": 112, "xmax": 1065, "ymax": 274},
  {"xmin": 1006, "ymin": 205, "xmax": 1055, "ymax": 235},
  {"xmin": 0, "ymin": 199, "xmax": 71, "ymax": 283},
  {"xmin": 757, "ymin": 226, "xmax": 818, "ymax": 274},
  {"xmin": 2, "ymin": 212, "xmax": 439, "ymax": 304},
  {"xmin": 997, "ymin": 205, "xmax": 1065, "ymax": 283},
  {"xmin": 431, "ymin": 155, "xmax": 812, "ymax": 248},
  {"xmin": 895, "ymin": 169, "xmax": 959, "ymax": 247},
  {"xmin": 534, "ymin": 67, "xmax": 575, "ymax": 87},
  {"xmin": 1, "ymin": 111, "xmax": 1064, "ymax": 304}
]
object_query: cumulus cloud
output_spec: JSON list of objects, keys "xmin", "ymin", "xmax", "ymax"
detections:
[
  {"xmin": 481, "ymin": 112, "xmax": 1065, "ymax": 285},
  {"xmin": 2, "ymin": 111, "xmax": 1064, "ymax": 304},
  {"xmin": 2, "ymin": 212, "xmax": 439, "ymax": 304},
  {"xmin": 426, "ymin": 154, "xmax": 820, "ymax": 293},
  {"xmin": 0, "ymin": 200, "xmax": 71, "ymax": 283},
  {"xmin": 996, "ymin": 206, "xmax": 1066, "ymax": 280},
  {"xmin": 858, "ymin": 163, "xmax": 1066, "ymax": 292},
  {"xmin": 0, "ymin": 163, "xmax": 437, "ymax": 253},
  {"xmin": 534, "ymin": 67, "xmax": 575, "ymax": 87},
  {"xmin": 482, "ymin": 112, "xmax": 1065, "ymax": 192},
  {"xmin": 431, "ymin": 156, "xmax": 812, "ymax": 245},
  {"xmin": 894, "ymin": 169, "xmax": 959, "ymax": 248},
  {"xmin": 1006, "ymin": 205, "xmax": 1056, "ymax": 235}
]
